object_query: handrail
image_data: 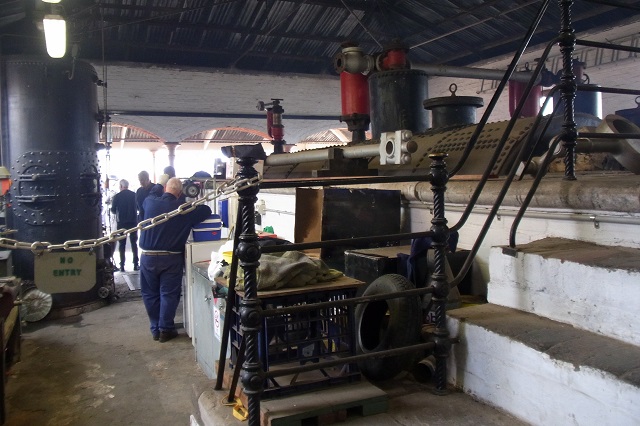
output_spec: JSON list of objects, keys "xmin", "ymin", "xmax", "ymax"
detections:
[
  {"xmin": 577, "ymin": 85, "xmax": 640, "ymax": 97},
  {"xmin": 509, "ymin": 135, "xmax": 565, "ymax": 248},
  {"xmin": 576, "ymin": 39, "xmax": 640, "ymax": 54},
  {"xmin": 449, "ymin": 36, "xmax": 558, "ymax": 234},
  {"xmin": 516, "ymin": 89, "xmax": 564, "ymax": 181},
  {"xmin": 509, "ymin": 91, "xmax": 640, "ymax": 248},
  {"xmin": 447, "ymin": 0, "xmax": 552, "ymax": 178},
  {"xmin": 448, "ymin": 80, "xmax": 559, "ymax": 287},
  {"xmin": 454, "ymin": 35, "xmax": 640, "ymax": 279}
]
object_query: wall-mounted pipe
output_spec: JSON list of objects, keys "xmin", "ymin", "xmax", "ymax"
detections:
[
  {"xmin": 410, "ymin": 63, "xmax": 540, "ymax": 84},
  {"xmin": 264, "ymin": 140, "xmax": 417, "ymax": 166},
  {"xmin": 110, "ymin": 110, "xmax": 336, "ymax": 121}
]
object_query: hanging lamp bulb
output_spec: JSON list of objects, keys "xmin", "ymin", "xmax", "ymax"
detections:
[
  {"xmin": 43, "ymin": 15, "xmax": 66, "ymax": 58},
  {"xmin": 106, "ymin": 121, "xmax": 113, "ymax": 145}
]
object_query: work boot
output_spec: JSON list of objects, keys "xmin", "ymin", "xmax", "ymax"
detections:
[
  {"xmin": 120, "ymin": 264, "xmax": 125, "ymax": 272},
  {"xmin": 133, "ymin": 264, "xmax": 139, "ymax": 271},
  {"xmin": 159, "ymin": 329, "xmax": 178, "ymax": 343}
]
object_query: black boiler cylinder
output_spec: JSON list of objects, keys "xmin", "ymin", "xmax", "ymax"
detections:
[
  {"xmin": 368, "ymin": 69, "xmax": 429, "ymax": 139},
  {"xmin": 1, "ymin": 56, "xmax": 105, "ymax": 312}
]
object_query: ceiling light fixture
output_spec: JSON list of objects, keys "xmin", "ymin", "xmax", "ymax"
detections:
[
  {"xmin": 43, "ymin": 14, "xmax": 66, "ymax": 58},
  {"xmin": 41, "ymin": 0, "xmax": 62, "ymax": 3}
]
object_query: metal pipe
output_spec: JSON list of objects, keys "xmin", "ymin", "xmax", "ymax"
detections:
[
  {"xmin": 260, "ymin": 174, "xmax": 431, "ymax": 189},
  {"xmin": 264, "ymin": 342, "xmax": 437, "ymax": 379},
  {"xmin": 341, "ymin": 143, "xmax": 383, "ymax": 158},
  {"xmin": 412, "ymin": 203, "xmax": 640, "ymax": 227},
  {"xmin": 265, "ymin": 148, "xmax": 334, "ymax": 165},
  {"xmin": 579, "ymin": 133, "xmax": 640, "ymax": 140},
  {"xmin": 264, "ymin": 141, "xmax": 416, "ymax": 166},
  {"xmin": 260, "ymin": 230, "xmax": 436, "ymax": 254},
  {"xmin": 576, "ymin": 38, "xmax": 640, "ymax": 54},
  {"xmin": 577, "ymin": 85, "xmax": 640, "ymax": 96},
  {"xmin": 111, "ymin": 110, "xmax": 336, "ymax": 121},
  {"xmin": 412, "ymin": 63, "xmax": 540, "ymax": 84},
  {"xmin": 261, "ymin": 285, "xmax": 435, "ymax": 318}
]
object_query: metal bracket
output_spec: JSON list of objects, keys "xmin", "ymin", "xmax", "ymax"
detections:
[
  {"xmin": 502, "ymin": 247, "xmax": 519, "ymax": 257},
  {"xmin": 379, "ymin": 130, "xmax": 414, "ymax": 165}
]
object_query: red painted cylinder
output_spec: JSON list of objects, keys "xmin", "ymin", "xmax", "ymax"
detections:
[
  {"xmin": 382, "ymin": 49, "xmax": 406, "ymax": 70},
  {"xmin": 509, "ymin": 80, "xmax": 542, "ymax": 118},
  {"xmin": 271, "ymin": 125, "xmax": 284, "ymax": 140},
  {"xmin": 340, "ymin": 71, "xmax": 369, "ymax": 116}
]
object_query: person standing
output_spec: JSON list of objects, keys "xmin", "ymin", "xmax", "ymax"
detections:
[
  {"xmin": 110, "ymin": 179, "xmax": 139, "ymax": 271},
  {"xmin": 163, "ymin": 165, "xmax": 176, "ymax": 178},
  {"xmin": 136, "ymin": 171, "xmax": 155, "ymax": 223},
  {"xmin": 139, "ymin": 177, "xmax": 211, "ymax": 342}
]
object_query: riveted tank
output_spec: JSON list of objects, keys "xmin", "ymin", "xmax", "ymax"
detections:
[{"xmin": 0, "ymin": 56, "xmax": 110, "ymax": 318}]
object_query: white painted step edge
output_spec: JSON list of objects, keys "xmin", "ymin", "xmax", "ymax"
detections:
[
  {"xmin": 487, "ymin": 247, "xmax": 640, "ymax": 346},
  {"xmin": 447, "ymin": 316, "xmax": 640, "ymax": 426}
]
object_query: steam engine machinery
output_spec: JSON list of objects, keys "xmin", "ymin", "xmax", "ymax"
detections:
[
  {"xmin": 263, "ymin": 43, "xmax": 640, "ymax": 180},
  {"xmin": 0, "ymin": 56, "xmax": 114, "ymax": 321}
]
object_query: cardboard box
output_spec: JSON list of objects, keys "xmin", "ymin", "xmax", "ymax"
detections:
[{"xmin": 294, "ymin": 188, "xmax": 402, "ymax": 270}]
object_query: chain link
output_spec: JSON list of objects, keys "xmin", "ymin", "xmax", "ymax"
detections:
[{"xmin": 0, "ymin": 175, "xmax": 262, "ymax": 254}]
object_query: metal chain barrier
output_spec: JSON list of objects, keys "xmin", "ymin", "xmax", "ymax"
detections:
[{"xmin": 0, "ymin": 175, "xmax": 262, "ymax": 254}]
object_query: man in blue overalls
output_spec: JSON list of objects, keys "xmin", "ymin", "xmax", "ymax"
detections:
[
  {"xmin": 139, "ymin": 177, "xmax": 211, "ymax": 342},
  {"xmin": 110, "ymin": 179, "xmax": 139, "ymax": 272}
]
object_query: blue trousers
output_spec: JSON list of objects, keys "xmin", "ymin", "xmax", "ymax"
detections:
[
  {"xmin": 117, "ymin": 222, "xmax": 139, "ymax": 267},
  {"xmin": 140, "ymin": 253, "xmax": 184, "ymax": 336}
]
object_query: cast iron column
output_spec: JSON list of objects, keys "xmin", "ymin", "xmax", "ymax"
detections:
[
  {"xmin": 164, "ymin": 142, "xmax": 180, "ymax": 170},
  {"xmin": 236, "ymin": 155, "xmax": 264, "ymax": 425},
  {"xmin": 429, "ymin": 153, "xmax": 452, "ymax": 394},
  {"xmin": 558, "ymin": 0, "xmax": 577, "ymax": 180}
]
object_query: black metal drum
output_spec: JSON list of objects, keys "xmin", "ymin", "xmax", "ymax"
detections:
[
  {"xmin": 369, "ymin": 69, "xmax": 429, "ymax": 138},
  {"xmin": 1, "ymin": 56, "xmax": 106, "ymax": 315}
]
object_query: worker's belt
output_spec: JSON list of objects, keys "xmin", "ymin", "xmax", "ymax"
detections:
[{"xmin": 141, "ymin": 251, "xmax": 181, "ymax": 256}]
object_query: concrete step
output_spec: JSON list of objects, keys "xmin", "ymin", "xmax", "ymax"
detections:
[
  {"xmin": 447, "ymin": 303, "xmax": 640, "ymax": 426},
  {"xmin": 487, "ymin": 237, "xmax": 640, "ymax": 346}
]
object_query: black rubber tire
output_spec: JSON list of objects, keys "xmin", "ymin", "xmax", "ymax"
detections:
[{"xmin": 354, "ymin": 274, "xmax": 421, "ymax": 381}]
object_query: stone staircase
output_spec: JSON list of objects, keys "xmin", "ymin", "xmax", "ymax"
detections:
[{"xmin": 446, "ymin": 237, "xmax": 640, "ymax": 425}]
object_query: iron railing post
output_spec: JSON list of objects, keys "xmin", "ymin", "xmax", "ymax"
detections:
[
  {"xmin": 428, "ymin": 153, "xmax": 452, "ymax": 394},
  {"xmin": 236, "ymin": 155, "xmax": 264, "ymax": 426},
  {"xmin": 558, "ymin": 0, "xmax": 578, "ymax": 180}
]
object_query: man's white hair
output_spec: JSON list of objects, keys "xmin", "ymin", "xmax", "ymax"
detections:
[
  {"xmin": 166, "ymin": 177, "xmax": 183, "ymax": 193},
  {"xmin": 120, "ymin": 179, "xmax": 129, "ymax": 189}
]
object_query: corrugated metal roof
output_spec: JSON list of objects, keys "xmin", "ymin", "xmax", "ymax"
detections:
[{"xmin": 3, "ymin": 0, "xmax": 637, "ymax": 74}]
